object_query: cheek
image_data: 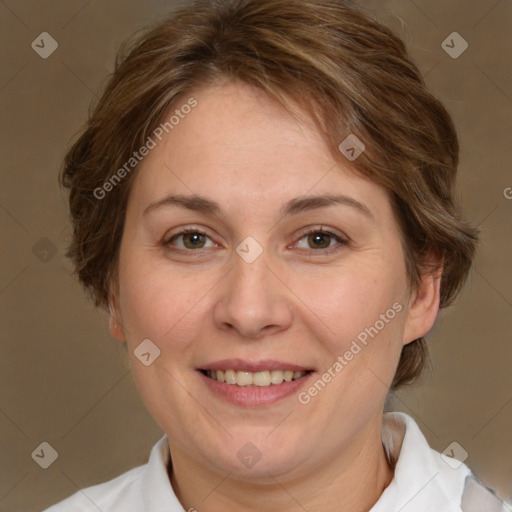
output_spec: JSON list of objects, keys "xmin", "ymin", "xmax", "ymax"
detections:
[
  {"xmin": 119, "ymin": 259, "xmax": 205, "ymax": 347},
  {"xmin": 116, "ymin": 255, "xmax": 208, "ymax": 430},
  {"xmin": 309, "ymin": 258, "xmax": 408, "ymax": 398},
  {"xmin": 319, "ymin": 265, "xmax": 406, "ymax": 341}
]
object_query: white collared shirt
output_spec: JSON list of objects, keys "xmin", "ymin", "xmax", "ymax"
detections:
[{"xmin": 42, "ymin": 412, "xmax": 509, "ymax": 511}]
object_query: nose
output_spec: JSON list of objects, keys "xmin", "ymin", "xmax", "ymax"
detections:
[{"xmin": 213, "ymin": 246, "xmax": 293, "ymax": 339}]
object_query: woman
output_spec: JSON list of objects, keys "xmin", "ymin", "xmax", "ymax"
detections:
[{"xmin": 43, "ymin": 0, "xmax": 508, "ymax": 510}]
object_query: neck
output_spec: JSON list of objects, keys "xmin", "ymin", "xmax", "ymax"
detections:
[{"xmin": 168, "ymin": 416, "xmax": 394, "ymax": 512}]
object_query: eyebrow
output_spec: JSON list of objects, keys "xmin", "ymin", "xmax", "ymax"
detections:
[{"xmin": 143, "ymin": 193, "xmax": 374, "ymax": 219}]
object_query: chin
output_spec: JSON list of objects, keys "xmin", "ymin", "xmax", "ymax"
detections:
[{"xmin": 202, "ymin": 438, "xmax": 311, "ymax": 480}]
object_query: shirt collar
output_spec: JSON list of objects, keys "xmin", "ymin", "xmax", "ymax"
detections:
[
  {"xmin": 370, "ymin": 411, "xmax": 471, "ymax": 511},
  {"xmin": 141, "ymin": 435, "xmax": 185, "ymax": 512}
]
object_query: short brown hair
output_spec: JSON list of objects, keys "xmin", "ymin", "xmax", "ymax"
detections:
[{"xmin": 61, "ymin": 0, "xmax": 479, "ymax": 389}]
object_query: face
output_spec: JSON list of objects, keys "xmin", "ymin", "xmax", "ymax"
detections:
[{"xmin": 109, "ymin": 81, "xmax": 440, "ymax": 481}]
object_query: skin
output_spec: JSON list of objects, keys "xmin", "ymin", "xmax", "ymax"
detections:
[{"xmin": 108, "ymin": 81, "xmax": 441, "ymax": 512}]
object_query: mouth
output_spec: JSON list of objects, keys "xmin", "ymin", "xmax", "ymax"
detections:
[
  {"xmin": 197, "ymin": 359, "xmax": 316, "ymax": 406},
  {"xmin": 199, "ymin": 368, "xmax": 313, "ymax": 387}
]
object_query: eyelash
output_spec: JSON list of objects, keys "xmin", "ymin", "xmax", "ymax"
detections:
[{"xmin": 163, "ymin": 226, "xmax": 349, "ymax": 255}]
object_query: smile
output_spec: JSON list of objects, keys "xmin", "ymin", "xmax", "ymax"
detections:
[{"xmin": 201, "ymin": 369, "xmax": 311, "ymax": 387}]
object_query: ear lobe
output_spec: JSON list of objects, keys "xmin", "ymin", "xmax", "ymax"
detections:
[
  {"xmin": 108, "ymin": 297, "xmax": 126, "ymax": 341},
  {"xmin": 402, "ymin": 261, "xmax": 443, "ymax": 346}
]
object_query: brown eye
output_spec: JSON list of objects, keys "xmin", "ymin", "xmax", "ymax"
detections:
[
  {"xmin": 295, "ymin": 228, "xmax": 348, "ymax": 253},
  {"xmin": 306, "ymin": 232, "xmax": 332, "ymax": 249},
  {"xmin": 181, "ymin": 232, "xmax": 207, "ymax": 249},
  {"xmin": 165, "ymin": 228, "xmax": 214, "ymax": 250}
]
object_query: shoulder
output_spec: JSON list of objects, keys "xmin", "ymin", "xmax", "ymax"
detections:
[
  {"xmin": 40, "ymin": 434, "xmax": 176, "ymax": 512},
  {"xmin": 460, "ymin": 473, "xmax": 511, "ymax": 512},
  {"xmin": 41, "ymin": 464, "xmax": 146, "ymax": 512},
  {"xmin": 381, "ymin": 412, "xmax": 510, "ymax": 511}
]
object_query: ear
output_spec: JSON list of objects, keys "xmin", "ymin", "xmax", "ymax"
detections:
[
  {"xmin": 108, "ymin": 293, "xmax": 126, "ymax": 342},
  {"xmin": 402, "ymin": 254, "xmax": 443, "ymax": 346}
]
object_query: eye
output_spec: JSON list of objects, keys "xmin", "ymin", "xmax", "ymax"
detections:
[
  {"xmin": 164, "ymin": 228, "xmax": 215, "ymax": 250},
  {"xmin": 294, "ymin": 227, "xmax": 348, "ymax": 254}
]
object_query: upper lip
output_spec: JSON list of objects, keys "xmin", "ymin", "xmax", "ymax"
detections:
[{"xmin": 198, "ymin": 358, "xmax": 314, "ymax": 373}]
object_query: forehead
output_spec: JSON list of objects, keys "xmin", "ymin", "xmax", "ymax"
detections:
[{"xmin": 127, "ymin": 82, "xmax": 391, "ymax": 220}]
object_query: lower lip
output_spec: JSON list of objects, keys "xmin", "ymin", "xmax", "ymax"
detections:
[{"xmin": 198, "ymin": 371, "xmax": 314, "ymax": 407}]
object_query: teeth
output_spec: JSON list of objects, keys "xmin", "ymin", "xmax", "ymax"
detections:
[
  {"xmin": 205, "ymin": 369, "xmax": 308, "ymax": 386},
  {"xmin": 270, "ymin": 370, "xmax": 284, "ymax": 384},
  {"xmin": 236, "ymin": 371, "xmax": 253, "ymax": 386},
  {"xmin": 224, "ymin": 369, "xmax": 237, "ymax": 384}
]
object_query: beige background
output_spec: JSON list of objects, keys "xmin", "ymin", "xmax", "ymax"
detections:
[{"xmin": 0, "ymin": 0, "xmax": 511, "ymax": 510}]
